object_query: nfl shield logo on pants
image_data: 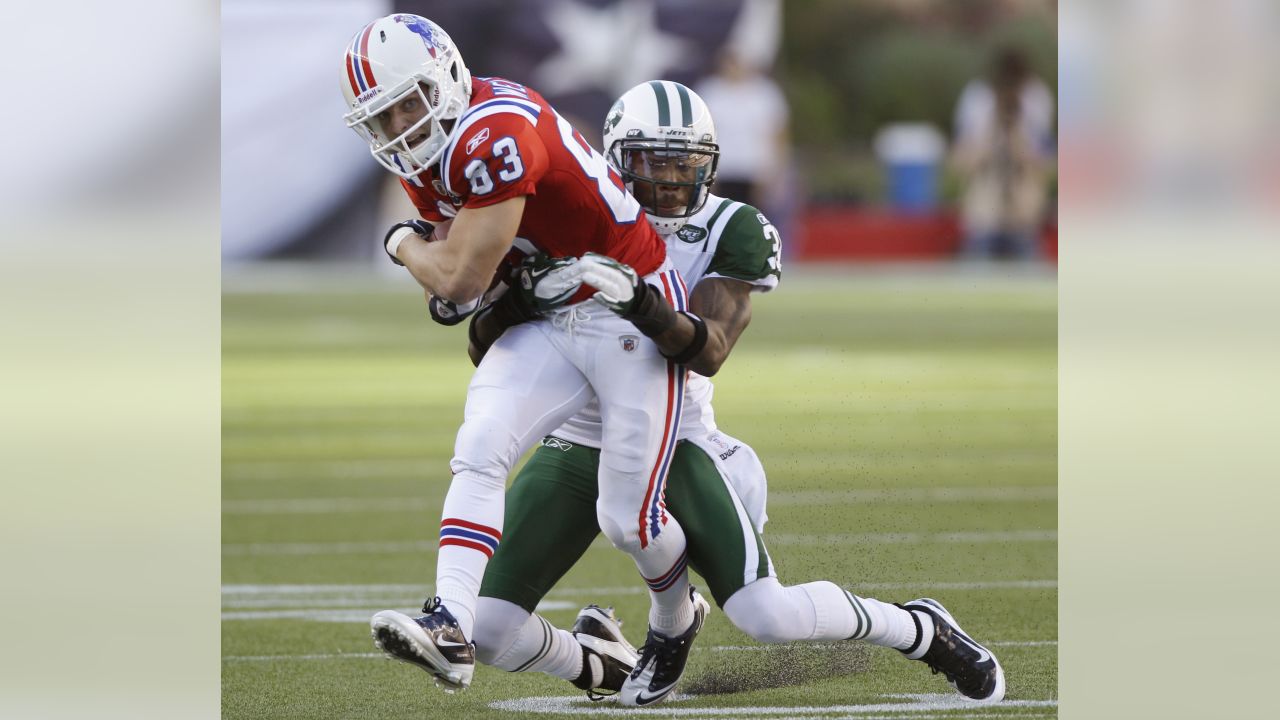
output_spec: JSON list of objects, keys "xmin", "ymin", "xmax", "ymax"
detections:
[{"xmin": 619, "ymin": 335, "xmax": 639, "ymax": 352}]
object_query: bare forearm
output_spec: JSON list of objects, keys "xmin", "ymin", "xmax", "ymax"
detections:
[
  {"xmin": 394, "ymin": 197, "xmax": 526, "ymax": 302},
  {"xmin": 655, "ymin": 279, "xmax": 752, "ymax": 376},
  {"xmin": 398, "ymin": 238, "xmax": 486, "ymax": 301}
]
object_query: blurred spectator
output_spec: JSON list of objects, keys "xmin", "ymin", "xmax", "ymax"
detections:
[
  {"xmin": 951, "ymin": 45, "xmax": 1055, "ymax": 259},
  {"xmin": 696, "ymin": 49, "xmax": 790, "ymax": 215}
]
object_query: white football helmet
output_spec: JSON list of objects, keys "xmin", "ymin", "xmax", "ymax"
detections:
[
  {"xmin": 340, "ymin": 14, "xmax": 472, "ymax": 179},
  {"xmin": 603, "ymin": 81, "xmax": 719, "ymax": 233}
]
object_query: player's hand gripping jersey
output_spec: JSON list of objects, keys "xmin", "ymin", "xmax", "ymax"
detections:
[{"xmin": 399, "ymin": 77, "xmax": 665, "ymax": 296}]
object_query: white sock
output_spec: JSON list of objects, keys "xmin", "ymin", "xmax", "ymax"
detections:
[
  {"xmin": 854, "ymin": 594, "xmax": 926, "ymax": 651},
  {"xmin": 641, "ymin": 545, "xmax": 692, "ymax": 633},
  {"xmin": 722, "ymin": 579, "xmax": 929, "ymax": 650},
  {"xmin": 486, "ymin": 613, "xmax": 583, "ymax": 680},
  {"xmin": 434, "ymin": 469, "xmax": 507, "ymax": 640}
]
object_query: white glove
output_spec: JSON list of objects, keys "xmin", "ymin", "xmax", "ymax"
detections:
[
  {"xmin": 517, "ymin": 255, "xmax": 587, "ymax": 312},
  {"xmin": 577, "ymin": 252, "xmax": 641, "ymax": 314}
]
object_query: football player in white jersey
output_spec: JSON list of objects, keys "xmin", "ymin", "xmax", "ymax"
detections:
[{"xmin": 456, "ymin": 81, "xmax": 1005, "ymax": 706}]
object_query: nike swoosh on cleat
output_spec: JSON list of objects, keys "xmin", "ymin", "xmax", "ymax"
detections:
[
  {"xmin": 633, "ymin": 688, "xmax": 673, "ymax": 706},
  {"xmin": 954, "ymin": 634, "xmax": 992, "ymax": 664}
]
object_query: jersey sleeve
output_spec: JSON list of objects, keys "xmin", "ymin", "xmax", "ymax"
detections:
[
  {"xmin": 705, "ymin": 204, "xmax": 782, "ymax": 292},
  {"xmin": 445, "ymin": 114, "xmax": 549, "ymax": 210},
  {"xmin": 400, "ymin": 179, "xmax": 451, "ymax": 223}
]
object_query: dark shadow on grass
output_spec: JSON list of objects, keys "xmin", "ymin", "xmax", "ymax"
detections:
[{"xmin": 683, "ymin": 642, "xmax": 873, "ymax": 695}]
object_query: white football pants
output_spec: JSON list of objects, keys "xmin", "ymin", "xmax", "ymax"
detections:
[{"xmin": 436, "ymin": 265, "xmax": 694, "ymax": 638}]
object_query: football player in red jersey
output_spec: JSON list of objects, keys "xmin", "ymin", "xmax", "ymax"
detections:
[{"xmin": 339, "ymin": 14, "xmax": 705, "ymax": 696}]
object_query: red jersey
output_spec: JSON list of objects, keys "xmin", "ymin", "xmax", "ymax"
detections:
[{"xmin": 399, "ymin": 77, "xmax": 665, "ymax": 280}]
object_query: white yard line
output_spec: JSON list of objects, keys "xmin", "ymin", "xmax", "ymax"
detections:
[
  {"xmin": 709, "ymin": 641, "xmax": 1056, "ymax": 651},
  {"xmin": 768, "ymin": 486, "xmax": 1055, "ymax": 506},
  {"xmin": 225, "ymin": 644, "xmax": 1054, "ymax": 661},
  {"xmin": 487, "ymin": 693, "xmax": 1057, "ymax": 717},
  {"xmin": 221, "ymin": 486, "xmax": 1056, "ymax": 515},
  {"xmin": 222, "ymin": 540, "xmax": 436, "ymax": 556},
  {"xmin": 768, "ymin": 530, "xmax": 1056, "ymax": 545},
  {"xmin": 222, "ymin": 580, "xmax": 1057, "ymax": 600},
  {"xmin": 222, "ymin": 497, "xmax": 434, "ymax": 514},
  {"xmin": 221, "ymin": 581, "xmax": 1057, "ymax": 619},
  {"xmin": 222, "ymin": 530, "xmax": 1055, "ymax": 556},
  {"xmin": 222, "ymin": 458, "xmax": 433, "ymax": 483}
]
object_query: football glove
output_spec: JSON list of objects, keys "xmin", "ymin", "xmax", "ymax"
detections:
[
  {"xmin": 428, "ymin": 295, "xmax": 482, "ymax": 326},
  {"xmin": 578, "ymin": 252, "xmax": 679, "ymax": 338},
  {"xmin": 383, "ymin": 219, "xmax": 435, "ymax": 266},
  {"xmin": 577, "ymin": 252, "xmax": 642, "ymax": 315},
  {"xmin": 515, "ymin": 253, "xmax": 586, "ymax": 313}
]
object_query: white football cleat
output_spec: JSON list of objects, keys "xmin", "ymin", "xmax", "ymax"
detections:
[{"xmin": 370, "ymin": 598, "xmax": 475, "ymax": 691}]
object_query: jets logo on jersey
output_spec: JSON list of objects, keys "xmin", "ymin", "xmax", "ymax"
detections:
[
  {"xmin": 620, "ymin": 335, "xmax": 639, "ymax": 352},
  {"xmin": 676, "ymin": 225, "xmax": 707, "ymax": 244}
]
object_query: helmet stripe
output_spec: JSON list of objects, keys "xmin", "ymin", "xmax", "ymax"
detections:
[
  {"xmin": 648, "ymin": 80, "xmax": 670, "ymax": 126},
  {"xmin": 346, "ymin": 35, "xmax": 362, "ymax": 95},
  {"xmin": 675, "ymin": 83, "xmax": 693, "ymax": 127},
  {"xmin": 357, "ymin": 24, "xmax": 377, "ymax": 90}
]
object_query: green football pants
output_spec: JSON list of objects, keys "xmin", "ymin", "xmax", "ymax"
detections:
[{"xmin": 479, "ymin": 436, "xmax": 774, "ymax": 611}]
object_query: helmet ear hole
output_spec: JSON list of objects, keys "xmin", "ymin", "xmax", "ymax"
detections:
[{"xmin": 450, "ymin": 62, "xmax": 458, "ymax": 81}]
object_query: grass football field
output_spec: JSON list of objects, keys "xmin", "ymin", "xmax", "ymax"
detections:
[{"xmin": 222, "ymin": 264, "xmax": 1057, "ymax": 719}]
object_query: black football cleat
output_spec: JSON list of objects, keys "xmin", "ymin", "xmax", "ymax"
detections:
[
  {"xmin": 620, "ymin": 587, "xmax": 710, "ymax": 706},
  {"xmin": 898, "ymin": 598, "xmax": 1005, "ymax": 703},
  {"xmin": 371, "ymin": 597, "xmax": 475, "ymax": 691},
  {"xmin": 570, "ymin": 604, "xmax": 639, "ymax": 700}
]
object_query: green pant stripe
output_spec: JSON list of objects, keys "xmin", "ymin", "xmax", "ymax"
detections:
[
  {"xmin": 844, "ymin": 591, "xmax": 873, "ymax": 640},
  {"xmin": 511, "ymin": 616, "xmax": 551, "ymax": 672},
  {"xmin": 753, "ymin": 530, "xmax": 770, "ymax": 581}
]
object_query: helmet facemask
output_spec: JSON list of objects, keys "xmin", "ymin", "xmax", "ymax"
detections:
[
  {"xmin": 610, "ymin": 139, "xmax": 719, "ymax": 234},
  {"xmin": 345, "ymin": 69, "xmax": 465, "ymax": 179}
]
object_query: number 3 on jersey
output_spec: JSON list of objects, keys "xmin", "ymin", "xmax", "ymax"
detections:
[{"xmin": 466, "ymin": 136, "xmax": 524, "ymax": 195}]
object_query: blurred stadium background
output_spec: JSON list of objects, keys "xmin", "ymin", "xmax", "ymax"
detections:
[
  {"xmin": 222, "ymin": 0, "xmax": 1058, "ymax": 265},
  {"xmin": 222, "ymin": 1, "xmax": 1058, "ymax": 717}
]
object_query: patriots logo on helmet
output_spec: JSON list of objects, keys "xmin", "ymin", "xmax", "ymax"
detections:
[{"xmin": 395, "ymin": 14, "xmax": 444, "ymax": 58}]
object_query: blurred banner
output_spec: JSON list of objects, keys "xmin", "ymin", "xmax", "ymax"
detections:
[
  {"xmin": 222, "ymin": 0, "xmax": 391, "ymax": 259},
  {"xmin": 221, "ymin": 0, "xmax": 779, "ymax": 260}
]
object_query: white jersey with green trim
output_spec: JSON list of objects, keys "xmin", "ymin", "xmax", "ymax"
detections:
[{"xmin": 552, "ymin": 194, "xmax": 782, "ymax": 448}]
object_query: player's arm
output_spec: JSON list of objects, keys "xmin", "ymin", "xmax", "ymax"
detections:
[
  {"xmin": 581, "ymin": 205, "xmax": 780, "ymax": 375},
  {"xmin": 391, "ymin": 197, "xmax": 526, "ymax": 303},
  {"xmin": 579, "ymin": 255, "xmax": 750, "ymax": 377},
  {"xmin": 465, "ymin": 255, "xmax": 588, "ymax": 366},
  {"xmin": 672, "ymin": 277, "xmax": 752, "ymax": 376}
]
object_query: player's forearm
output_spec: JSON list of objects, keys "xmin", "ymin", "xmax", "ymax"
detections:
[
  {"xmin": 397, "ymin": 238, "xmax": 490, "ymax": 302},
  {"xmin": 649, "ymin": 314, "xmax": 733, "ymax": 376},
  {"xmin": 643, "ymin": 278, "xmax": 751, "ymax": 376},
  {"xmin": 396, "ymin": 198, "xmax": 526, "ymax": 302}
]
